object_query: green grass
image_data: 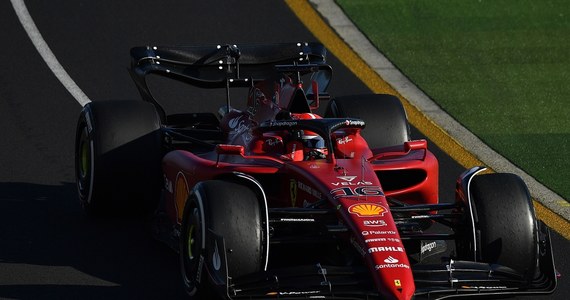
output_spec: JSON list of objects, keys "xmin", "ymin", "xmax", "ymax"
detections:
[{"xmin": 336, "ymin": 0, "xmax": 570, "ymax": 201}]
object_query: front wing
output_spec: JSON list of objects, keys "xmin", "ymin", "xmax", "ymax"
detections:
[{"xmin": 200, "ymin": 222, "xmax": 556, "ymax": 299}]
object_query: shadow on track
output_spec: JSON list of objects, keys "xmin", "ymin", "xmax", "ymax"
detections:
[{"xmin": 0, "ymin": 182, "xmax": 185, "ymax": 299}]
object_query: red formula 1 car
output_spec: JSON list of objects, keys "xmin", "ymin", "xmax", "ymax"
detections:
[{"xmin": 75, "ymin": 43, "xmax": 556, "ymax": 299}]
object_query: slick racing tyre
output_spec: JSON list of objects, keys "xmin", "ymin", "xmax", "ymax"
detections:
[
  {"xmin": 180, "ymin": 180, "xmax": 264, "ymax": 298},
  {"xmin": 462, "ymin": 173, "xmax": 539, "ymax": 283},
  {"xmin": 75, "ymin": 100, "xmax": 162, "ymax": 216},
  {"xmin": 325, "ymin": 94, "xmax": 410, "ymax": 149}
]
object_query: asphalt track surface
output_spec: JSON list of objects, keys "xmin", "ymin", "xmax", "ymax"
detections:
[{"xmin": 0, "ymin": 1, "xmax": 567, "ymax": 299}]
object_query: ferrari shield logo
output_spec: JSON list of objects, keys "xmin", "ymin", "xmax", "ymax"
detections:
[
  {"xmin": 290, "ymin": 179, "xmax": 297, "ymax": 206},
  {"xmin": 394, "ymin": 279, "xmax": 402, "ymax": 287}
]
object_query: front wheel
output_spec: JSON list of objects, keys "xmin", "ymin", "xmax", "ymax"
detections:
[
  {"xmin": 180, "ymin": 180, "xmax": 264, "ymax": 298},
  {"xmin": 458, "ymin": 173, "xmax": 538, "ymax": 283}
]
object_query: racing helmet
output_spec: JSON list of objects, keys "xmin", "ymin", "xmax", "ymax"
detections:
[
  {"xmin": 300, "ymin": 132, "xmax": 327, "ymax": 160},
  {"xmin": 290, "ymin": 113, "xmax": 328, "ymax": 160}
]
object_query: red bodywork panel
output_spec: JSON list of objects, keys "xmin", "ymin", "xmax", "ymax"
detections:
[{"xmin": 161, "ymin": 122, "xmax": 438, "ymax": 300}]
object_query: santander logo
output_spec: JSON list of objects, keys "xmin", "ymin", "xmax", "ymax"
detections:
[
  {"xmin": 375, "ymin": 256, "xmax": 410, "ymax": 270},
  {"xmin": 384, "ymin": 256, "xmax": 399, "ymax": 264}
]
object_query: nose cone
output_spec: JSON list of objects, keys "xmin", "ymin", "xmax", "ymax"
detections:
[{"xmin": 373, "ymin": 253, "xmax": 415, "ymax": 300}]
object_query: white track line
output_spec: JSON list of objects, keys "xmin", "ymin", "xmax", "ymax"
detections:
[{"xmin": 11, "ymin": 0, "xmax": 91, "ymax": 106}]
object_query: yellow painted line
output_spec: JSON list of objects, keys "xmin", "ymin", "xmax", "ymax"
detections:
[
  {"xmin": 285, "ymin": 0, "xmax": 570, "ymax": 240},
  {"xmin": 535, "ymin": 201, "xmax": 570, "ymax": 239}
]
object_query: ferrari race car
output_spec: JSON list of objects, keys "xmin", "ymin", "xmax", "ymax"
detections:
[{"xmin": 75, "ymin": 42, "xmax": 557, "ymax": 299}]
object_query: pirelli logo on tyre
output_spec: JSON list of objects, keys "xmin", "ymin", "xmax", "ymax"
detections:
[{"xmin": 348, "ymin": 203, "xmax": 387, "ymax": 217}]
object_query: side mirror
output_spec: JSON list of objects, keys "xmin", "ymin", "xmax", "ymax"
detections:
[
  {"xmin": 404, "ymin": 140, "xmax": 427, "ymax": 152},
  {"xmin": 216, "ymin": 144, "xmax": 245, "ymax": 156},
  {"xmin": 215, "ymin": 144, "xmax": 245, "ymax": 166}
]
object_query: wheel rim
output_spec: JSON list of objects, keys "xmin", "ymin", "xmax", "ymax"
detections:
[
  {"xmin": 79, "ymin": 128, "xmax": 90, "ymax": 179},
  {"xmin": 187, "ymin": 224, "xmax": 196, "ymax": 260},
  {"xmin": 181, "ymin": 205, "xmax": 202, "ymax": 294},
  {"xmin": 76, "ymin": 123, "xmax": 95, "ymax": 205}
]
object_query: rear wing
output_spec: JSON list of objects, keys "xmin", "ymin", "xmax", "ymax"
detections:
[{"xmin": 129, "ymin": 42, "xmax": 331, "ymax": 122}]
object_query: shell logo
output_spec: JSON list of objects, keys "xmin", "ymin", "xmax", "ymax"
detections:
[
  {"xmin": 175, "ymin": 173, "xmax": 189, "ymax": 223},
  {"xmin": 348, "ymin": 203, "xmax": 387, "ymax": 217}
]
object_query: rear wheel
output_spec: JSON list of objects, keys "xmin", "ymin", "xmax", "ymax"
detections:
[
  {"xmin": 325, "ymin": 94, "xmax": 410, "ymax": 149},
  {"xmin": 180, "ymin": 180, "xmax": 264, "ymax": 298},
  {"xmin": 75, "ymin": 100, "xmax": 162, "ymax": 215},
  {"xmin": 461, "ymin": 173, "xmax": 538, "ymax": 283}
]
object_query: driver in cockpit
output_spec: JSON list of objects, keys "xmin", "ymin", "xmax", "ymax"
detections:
[{"xmin": 219, "ymin": 78, "xmax": 328, "ymax": 161}]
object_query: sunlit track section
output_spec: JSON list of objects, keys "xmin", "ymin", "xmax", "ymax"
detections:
[
  {"xmin": 11, "ymin": 0, "xmax": 91, "ymax": 106},
  {"xmin": 284, "ymin": 0, "xmax": 483, "ymax": 167},
  {"xmin": 285, "ymin": 0, "xmax": 570, "ymax": 239}
]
